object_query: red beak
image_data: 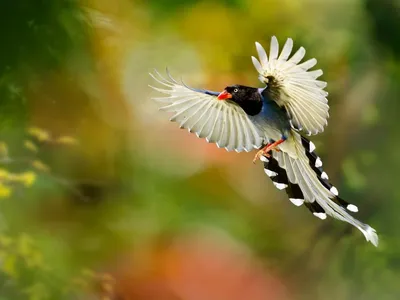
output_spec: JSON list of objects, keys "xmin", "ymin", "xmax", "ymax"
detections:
[{"xmin": 217, "ymin": 90, "xmax": 232, "ymax": 100}]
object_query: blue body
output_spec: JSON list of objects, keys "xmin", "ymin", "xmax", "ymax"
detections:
[{"xmin": 257, "ymin": 88, "xmax": 291, "ymax": 140}]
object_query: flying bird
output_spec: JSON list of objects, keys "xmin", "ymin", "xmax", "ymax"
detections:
[{"xmin": 149, "ymin": 36, "xmax": 378, "ymax": 246}]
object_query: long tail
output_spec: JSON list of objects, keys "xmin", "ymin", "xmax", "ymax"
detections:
[{"xmin": 261, "ymin": 133, "xmax": 378, "ymax": 247}]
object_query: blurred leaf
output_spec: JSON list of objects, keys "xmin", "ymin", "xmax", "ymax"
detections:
[
  {"xmin": 0, "ymin": 183, "xmax": 12, "ymax": 198},
  {"xmin": 147, "ymin": 0, "xmax": 241, "ymax": 16},
  {"xmin": 361, "ymin": 103, "xmax": 379, "ymax": 126},
  {"xmin": 343, "ymin": 158, "xmax": 366, "ymax": 190},
  {"xmin": 56, "ymin": 136, "xmax": 78, "ymax": 146},
  {"xmin": 24, "ymin": 251, "xmax": 44, "ymax": 269},
  {"xmin": 0, "ymin": 235, "xmax": 13, "ymax": 247},
  {"xmin": 24, "ymin": 140, "xmax": 39, "ymax": 153},
  {"xmin": 0, "ymin": 168, "xmax": 10, "ymax": 180},
  {"xmin": 2, "ymin": 253, "xmax": 18, "ymax": 278},
  {"xmin": 16, "ymin": 171, "xmax": 37, "ymax": 187},
  {"xmin": 32, "ymin": 160, "xmax": 50, "ymax": 173},
  {"xmin": 359, "ymin": 151, "xmax": 377, "ymax": 166},
  {"xmin": 17, "ymin": 233, "xmax": 34, "ymax": 257},
  {"xmin": 0, "ymin": 142, "xmax": 8, "ymax": 158},
  {"xmin": 365, "ymin": 0, "xmax": 400, "ymax": 57},
  {"xmin": 27, "ymin": 127, "xmax": 51, "ymax": 142},
  {"xmin": 0, "ymin": 1, "xmax": 92, "ymax": 131},
  {"xmin": 81, "ymin": 268, "xmax": 96, "ymax": 278},
  {"xmin": 0, "ymin": 1, "xmax": 90, "ymax": 72},
  {"xmin": 24, "ymin": 283, "xmax": 49, "ymax": 300}
]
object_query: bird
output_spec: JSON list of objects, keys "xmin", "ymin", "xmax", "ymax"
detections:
[{"xmin": 149, "ymin": 36, "xmax": 378, "ymax": 247}]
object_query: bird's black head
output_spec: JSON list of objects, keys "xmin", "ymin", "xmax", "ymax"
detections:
[{"xmin": 217, "ymin": 85, "xmax": 262, "ymax": 116}]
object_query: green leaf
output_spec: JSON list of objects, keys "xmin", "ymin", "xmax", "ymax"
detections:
[{"xmin": 2, "ymin": 253, "xmax": 18, "ymax": 278}]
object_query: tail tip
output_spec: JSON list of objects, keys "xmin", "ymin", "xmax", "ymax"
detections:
[{"xmin": 364, "ymin": 226, "xmax": 379, "ymax": 247}]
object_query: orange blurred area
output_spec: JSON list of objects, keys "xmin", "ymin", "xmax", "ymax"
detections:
[{"xmin": 112, "ymin": 232, "xmax": 289, "ymax": 300}]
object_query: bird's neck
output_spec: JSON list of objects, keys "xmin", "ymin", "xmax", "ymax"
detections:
[{"xmin": 236, "ymin": 90, "xmax": 263, "ymax": 116}]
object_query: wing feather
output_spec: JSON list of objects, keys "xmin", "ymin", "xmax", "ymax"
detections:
[
  {"xmin": 190, "ymin": 101, "xmax": 214, "ymax": 136},
  {"xmin": 217, "ymin": 105, "xmax": 230, "ymax": 149},
  {"xmin": 149, "ymin": 70, "xmax": 264, "ymax": 152},
  {"xmin": 226, "ymin": 108, "xmax": 236, "ymax": 151},
  {"xmin": 181, "ymin": 99, "xmax": 210, "ymax": 130},
  {"xmin": 279, "ymin": 38, "xmax": 293, "ymax": 61},
  {"xmin": 269, "ymin": 36, "xmax": 279, "ymax": 61},
  {"xmin": 287, "ymin": 47, "xmax": 306, "ymax": 65},
  {"xmin": 252, "ymin": 36, "xmax": 329, "ymax": 135},
  {"xmin": 233, "ymin": 111, "xmax": 245, "ymax": 152},
  {"xmin": 237, "ymin": 113, "xmax": 252, "ymax": 151}
]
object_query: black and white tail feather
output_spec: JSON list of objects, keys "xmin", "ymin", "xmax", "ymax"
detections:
[{"xmin": 262, "ymin": 134, "xmax": 378, "ymax": 247}]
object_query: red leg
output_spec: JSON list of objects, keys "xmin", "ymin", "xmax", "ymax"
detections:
[{"xmin": 253, "ymin": 139, "xmax": 286, "ymax": 164}]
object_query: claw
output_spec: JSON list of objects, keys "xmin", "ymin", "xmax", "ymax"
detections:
[
  {"xmin": 253, "ymin": 149, "xmax": 271, "ymax": 164},
  {"xmin": 252, "ymin": 138, "xmax": 286, "ymax": 164}
]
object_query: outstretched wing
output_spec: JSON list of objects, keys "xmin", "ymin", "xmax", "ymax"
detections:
[
  {"xmin": 149, "ymin": 70, "xmax": 264, "ymax": 152},
  {"xmin": 252, "ymin": 36, "xmax": 329, "ymax": 135}
]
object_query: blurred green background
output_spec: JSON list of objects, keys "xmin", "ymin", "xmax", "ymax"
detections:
[{"xmin": 0, "ymin": 0, "xmax": 399, "ymax": 299}]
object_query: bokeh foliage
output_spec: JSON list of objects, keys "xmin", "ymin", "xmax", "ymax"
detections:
[{"xmin": 0, "ymin": 0, "xmax": 399, "ymax": 299}]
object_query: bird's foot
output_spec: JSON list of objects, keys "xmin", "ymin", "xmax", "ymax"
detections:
[
  {"xmin": 252, "ymin": 138, "xmax": 286, "ymax": 164},
  {"xmin": 253, "ymin": 148, "xmax": 271, "ymax": 164}
]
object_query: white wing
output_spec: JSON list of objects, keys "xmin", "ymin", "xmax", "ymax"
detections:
[
  {"xmin": 149, "ymin": 70, "xmax": 264, "ymax": 152},
  {"xmin": 252, "ymin": 36, "xmax": 329, "ymax": 135}
]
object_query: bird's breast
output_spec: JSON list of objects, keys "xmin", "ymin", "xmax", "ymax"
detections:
[
  {"xmin": 258, "ymin": 100, "xmax": 290, "ymax": 130},
  {"xmin": 248, "ymin": 114, "xmax": 282, "ymax": 143},
  {"xmin": 237, "ymin": 100, "xmax": 263, "ymax": 116}
]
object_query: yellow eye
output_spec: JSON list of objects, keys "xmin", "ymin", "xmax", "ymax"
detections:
[{"xmin": 234, "ymin": 88, "xmax": 238, "ymax": 93}]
